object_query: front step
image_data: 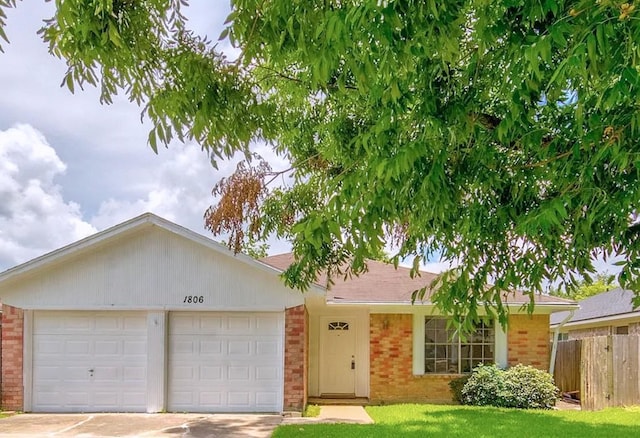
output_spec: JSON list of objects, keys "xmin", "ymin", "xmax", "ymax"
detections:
[{"xmin": 308, "ymin": 397, "xmax": 370, "ymax": 406}]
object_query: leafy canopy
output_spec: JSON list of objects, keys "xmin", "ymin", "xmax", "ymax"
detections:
[
  {"xmin": 549, "ymin": 272, "xmax": 617, "ymax": 300},
  {"xmin": 2, "ymin": 0, "xmax": 640, "ymax": 328}
]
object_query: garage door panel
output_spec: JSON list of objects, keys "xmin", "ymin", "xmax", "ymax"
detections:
[
  {"xmin": 201, "ymin": 392, "xmax": 223, "ymax": 405},
  {"xmin": 201, "ymin": 366, "xmax": 223, "ymax": 380},
  {"xmin": 228, "ymin": 316, "xmax": 252, "ymax": 331},
  {"xmin": 229, "ymin": 392, "xmax": 250, "ymax": 406},
  {"xmin": 124, "ymin": 340, "xmax": 147, "ymax": 355},
  {"xmin": 256, "ymin": 392, "xmax": 278, "ymax": 406},
  {"xmin": 32, "ymin": 311, "xmax": 147, "ymax": 413},
  {"xmin": 67, "ymin": 340, "xmax": 92, "ymax": 355},
  {"xmin": 168, "ymin": 312, "xmax": 283, "ymax": 412},
  {"xmin": 257, "ymin": 340, "xmax": 278, "ymax": 355},
  {"xmin": 256, "ymin": 366, "xmax": 278, "ymax": 380},
  {"xmin": 95, "ymin": 340, "xmax": 120, "ymax": 355},
  {"xmin": 228, "ymin": 340, "xmax": 251, "ymax": 355}
]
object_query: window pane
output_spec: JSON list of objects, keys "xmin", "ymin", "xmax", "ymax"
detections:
[
  {"xmin": 424, "ymin": 317, "xmax": 494, "ymax": 374},
  {"xmin": 460, "ymin": 359, "xmax": 473, "ymax": 373}
]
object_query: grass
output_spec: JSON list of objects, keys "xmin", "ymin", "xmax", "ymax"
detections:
[{"xmin": 272, "ymin": 404, "xmax": 640, "ymax": 437}]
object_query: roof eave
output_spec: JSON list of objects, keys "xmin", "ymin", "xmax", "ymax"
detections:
[
  {"xmin": 327, "ymin": 300, "xmax": 580, "ymax": 312},
  {"xmin": 551, "ymin": 309, "xmax": 640, "ymax": 328}
]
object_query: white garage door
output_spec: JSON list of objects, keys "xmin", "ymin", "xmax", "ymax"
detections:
[
  {"xmin": 168, "ymin": 312, "xmax": 283, "ymax": 412},
  {"xmin": 32, "ymin": 311, "xmax": 147, "ymax": 412}
]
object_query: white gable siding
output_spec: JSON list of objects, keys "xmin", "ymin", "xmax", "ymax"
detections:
[{"xmin": 0, "ymin": 226, "xmax": 303, "ymax": 310}]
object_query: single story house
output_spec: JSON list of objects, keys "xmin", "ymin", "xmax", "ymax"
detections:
[
  {"xmin": 1, "ymin": 213, "xmax": 577, "ymax": 413},
  {"xmin": 550, "ymin": 288, "xmax": 640, "ymax": 339}
]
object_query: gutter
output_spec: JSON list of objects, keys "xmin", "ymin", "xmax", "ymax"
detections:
[{"xmin": 549, "ymin": 309, "xmax": 575, "ymax": 375}]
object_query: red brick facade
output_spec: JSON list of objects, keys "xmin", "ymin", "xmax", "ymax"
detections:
[
  {"xmin": 507, "ymin": 314, "xmax": 550, "ymax": 369},
  {"xmin": 1, "ymin": 304, "xmax": 24, "ymax": 411},
  {"xmin": 370, "ymin": 314, "xmax": 458, "ymax": 403},
  {"xmin": 370, "ymin": 313, "xmax": 552, "ymax": 403},
  {"xmin": 283, "ymin": 305, "xmax": 307, "ymax": 411}
]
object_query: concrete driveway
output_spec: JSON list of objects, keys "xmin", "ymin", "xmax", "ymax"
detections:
[{"xmin": 0, "ymin": 413, "xmax": 282, "ymax": 437}]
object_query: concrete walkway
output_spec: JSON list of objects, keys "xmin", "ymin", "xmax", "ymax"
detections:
[
  {"xmin": 0, "ymin": 407, "xmax": 372, "ymax": 437},
  {"xmin": 282, "ymin": 405, "xmax": 374, "ymax": 425},
  {"xmin": 0, "ymin": 413, "xmax": 282, "ymax": 438}
]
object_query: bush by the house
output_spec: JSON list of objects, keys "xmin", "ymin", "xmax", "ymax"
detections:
[
  {"xmin": 459, "ymin": 364, "xmax": 506, "ymax": 406},
  {"xmin": 448, "ymin": 374, "xmax": 470, "ymax": 404},
  {"xmin": 456, "ymin": 364, "xmax": 558, "ymax": 409},
  {"xmin": 501, "ymin": 364, "xmax": 559, "ymax": 409}
]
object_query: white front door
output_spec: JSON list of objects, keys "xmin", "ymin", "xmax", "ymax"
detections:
[
  {"xmin": 167, "ymin": 312, "xmax": 284, "ymax": 412},
  {"xmin": 32, "ymin": 311, "xmax": 148, "ymax": 412},
  {"xmin": 319, "ymin": 317, "xmax": 356, "ymax": 395}
]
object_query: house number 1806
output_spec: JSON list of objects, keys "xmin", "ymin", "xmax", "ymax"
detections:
[{"xmin": 183, "ymin": 295, "xmax": 204, "ymax": 304}]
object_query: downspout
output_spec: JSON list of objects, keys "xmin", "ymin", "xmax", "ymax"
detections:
[{"xmin": 549, "ymin": 310, "xmax": 575, "ymax": 374}]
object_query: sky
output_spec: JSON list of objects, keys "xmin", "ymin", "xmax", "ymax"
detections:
[{"xmin": 0, "ymin": 1, "xmax": 294, "ymax": 272}]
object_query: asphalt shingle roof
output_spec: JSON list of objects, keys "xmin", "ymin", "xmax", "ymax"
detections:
[
  {"xmin": 550, "ymin": 288, "xmax": 636, "ymax": 325},
  {"xmin": 262, "ymin": 253, "xmax": 575, "ymax": 306}
]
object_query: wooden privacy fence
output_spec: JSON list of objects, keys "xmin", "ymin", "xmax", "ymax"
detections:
[{"xmin": 554, "ymin": 335, "xmax": 640, "ymax": 410}]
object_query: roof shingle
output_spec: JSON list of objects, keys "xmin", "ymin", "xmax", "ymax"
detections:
[
  {"xmin": 262, "ymin": 253, "xmax": 575, "ymax": 306},
  {"xmin": 550, "ymin": 288, "xmax": 637, "ymax": 325}
]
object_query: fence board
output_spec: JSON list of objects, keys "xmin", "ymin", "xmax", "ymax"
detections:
[
  {"xmin": 581, "ymin": 336, "xmax": 611, "ymax": 410},
  {"xmin": 612, "ymin": 335, "xmax": 640, "ymax": 406},
  {"xmin": 575, "ymin": 335, "xmax": 640, "ymax": 410},
  {"xmin": 554, "ymin": 340, "xmax": 581, "ymax": 393}
]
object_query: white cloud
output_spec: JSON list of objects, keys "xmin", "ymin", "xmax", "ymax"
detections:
[
  {"xmin": 90, "ymin": 145, "xmax": 224, "ymax": 234},
  {"xmin": 0, "ymin": 124, "xmax": 97, "ymax": 269}
]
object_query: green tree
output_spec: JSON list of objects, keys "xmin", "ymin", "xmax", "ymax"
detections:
[
  {"xmin": 3, "ymin": 1, "xmax": 640, "ymax": 329},
  {"xmin": 549, "ymin": 272, "xmax": 617, "ymax": 300}
]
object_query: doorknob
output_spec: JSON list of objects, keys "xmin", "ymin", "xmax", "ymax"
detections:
[
  {"xmin": 351, "ymin": 359, "xmax": 355, "ymax": 370},
  {"xmin": 88, "ymin": 368, "xmax": 94, "ymax": 376}
]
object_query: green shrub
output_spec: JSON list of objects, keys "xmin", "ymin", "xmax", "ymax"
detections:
[
  {"xmin": 461, "ymin": 364, "xmax": 505, "ymax": 407},
  {"xmin": 502, "ymin": 364, "xmax": 559, "ymax": 409},
  {"xmin": 449, "ymin": 374, "xmax": 470, "ymax": 404},
  {"xmin": 460, "ymin": 364, "xmax": 558, "ymax": 409}
]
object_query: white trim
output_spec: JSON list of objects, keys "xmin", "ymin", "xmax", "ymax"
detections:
[
  {"xmin": 279, "ymin": 311, "xmax": 285, "ymax": 413},
  {"xmin": 494, "ymin": 322, "xmax": 507, "ymax": 368},
  {"xmin": 549, "ymin": 310, "xmax": 575, "ymax": 374},
  {"xmin": 146, "ymin": 311, "xmax": 167, "ymax": 413},
  {"xmin": 344, "ymin": 303, "xmax": 578, "ymax": 314},
  {"xmin": 413, "ymin": 313, "xmax": 425, "ymax": 375},
  {"xmin": 551, "ymin": 311, "xmax": 640, "ymax": 329},
  {"xmin": 11, "ymin": 305, "xmax": 296, "ymax": 312},
  {"xmin": 22, "ymin": 310, "xmax": 33, "ymax": 412}
]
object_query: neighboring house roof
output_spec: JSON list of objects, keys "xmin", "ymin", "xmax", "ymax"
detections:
[
  {"xmin": 550, "ymin": 288, "xmax": 639, "ymax": 326},
  {"xmin": 263, "ymin": 253, "xmax": 576, "ymax": 307}
]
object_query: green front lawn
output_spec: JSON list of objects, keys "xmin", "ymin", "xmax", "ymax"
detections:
[{"xmin": 273, "ymin": 404, "xmax": 640, "ymax": 438}]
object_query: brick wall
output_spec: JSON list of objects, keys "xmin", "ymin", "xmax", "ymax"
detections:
[
  {"xmin": 369, "ymin": 312, "xmax": 553, "ymax": 403},
  {"xmin": 507, "ymin": 314, "xmax": 550, "ymax": 369},
  {"xmin": 1, "ymin": 304, "xmax": 24, "ymax": 411},
  {"xmin": 283, "ymin": 305, "xmax": 307, "ymax": 411},
  {"xmin": 369, "ymin": 314, "xmax": 458, "ymax": 403}
]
